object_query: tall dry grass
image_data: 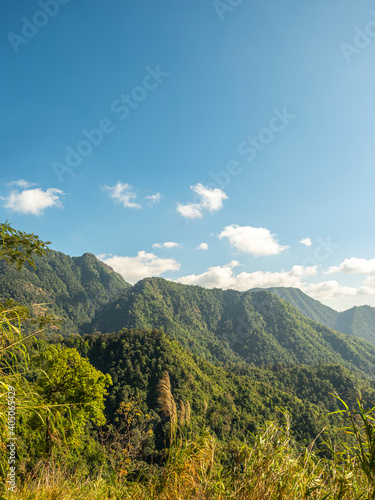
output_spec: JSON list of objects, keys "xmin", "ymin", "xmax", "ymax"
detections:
[{"xmin": 6, "ymin": 416, "xmax": 373, "ymax": 500}]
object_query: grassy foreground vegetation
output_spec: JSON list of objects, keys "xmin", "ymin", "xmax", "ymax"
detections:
[
  {"xmin": 5, "ymin": 411, "xmax": 375, "ymax": 499},
  {"xmin": 2, "ymin": 223, "xmax": 375, "ymax": 499}
]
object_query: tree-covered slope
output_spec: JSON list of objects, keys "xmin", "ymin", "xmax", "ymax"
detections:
[
  {"xmin": 256, "ymin": 287, "xmax": 375, "ymax": 346},
  {"xmin": 85, "ymin": 277, "xmax": 375, "ymax": 378},
  {"xmin": 68, "ymin": 328, "xmax": 375, "ymax": 447},
  {"xmin": 0, "ymin": 250, "xmax": 129, "ymax": 334},
  {"xmin": 252, "ymin": 287, "xmax": 339, "ymax": 329},
  {"xmin": 335, "ymin": 305, "xmax": 375, "ymax": 345}
]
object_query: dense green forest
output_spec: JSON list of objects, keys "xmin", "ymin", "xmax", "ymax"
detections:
[
  {"xmin": 84, "ymin": 277, "xmax": 375, "ymax": 379},
  {"xmin": 2, "ymin": 223, "xmax": 375, "ymax": 499},
  {"xmin": 66, "ymin": 328, "xmax": 375, "ymax": 450}
]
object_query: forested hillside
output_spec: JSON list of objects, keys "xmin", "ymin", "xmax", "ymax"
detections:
[
  {"xmin": 67, "ymin": 328, "xmax": 375, "ymax": 449},
  {"xmin": 252, "ymin": 287, "xmax": 339, "ymax": 328},
  {"xmin": 0, "ymin": 250, "xmax": 129, "ymax": 334},
  {"xmin": 334, "ymin": 305, "xmax": 375, "ymax": 345},
  {"xmin": 84, "ymin": 277, "xmax": 375, "ymax": 378}
]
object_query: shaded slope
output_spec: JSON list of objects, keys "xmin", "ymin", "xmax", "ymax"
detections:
[
  {"xmin": 256, "ymin": 287, "xmax": 375, "ymax": 346},
  {"xmin": 0, "ymin": 250, "xmax": 129, "ymax": 334},
  {"xmin": 252, "ymin": 287, "xmax": 339, "ymax": 328},
  {"xmin": 335, "ymin": 306, "xmax": 375, "ymax": 345}
]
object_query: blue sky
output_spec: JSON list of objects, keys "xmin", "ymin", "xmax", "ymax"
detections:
[{"xmin": 1, "ymin": 0, "xmax": 375, "ymax": 310}]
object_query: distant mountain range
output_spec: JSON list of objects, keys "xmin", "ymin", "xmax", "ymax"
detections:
[{"xmin": 255, "ymin": 287, "xmax": 375, "ymax": 346}]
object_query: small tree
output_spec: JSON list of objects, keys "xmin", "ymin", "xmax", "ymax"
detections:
[
  {"xmin": 0, "ymin": 222, "xmax": 111, "ymax": 475},
  {"xmin": 0, "ymin": 221, "xmax": 50, "ymax": 271}
]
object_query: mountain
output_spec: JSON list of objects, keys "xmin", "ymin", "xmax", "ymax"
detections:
[
  {"xmin": 335, "ymin": 305, "xmax": 375, "ymax": 345},
  {"xmin": 256, "ymin": 287, "xmax": 375, "ymax": 346},
  {"xmin": 84, "ymin": 277, "xmax": 375, "ymax": 379},
  {"xmin": 0, "ymin": 249, "xmax": 130, "ymax": 335},
  {"xmin": 67, "ymin": 328, "xmax": 375, "ymax": 448},
  {"xmin": 251, "ymin": 287, "xmax": 339, "ymax": 329},
  {"xmin": 2, "ymin": 246, "xmax": 375, "ymax": 379}
]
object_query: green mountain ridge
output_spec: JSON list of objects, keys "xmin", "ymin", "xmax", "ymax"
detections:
[
  {"xmin": 256, "ymin": 287, "xmax": 375, "ymax": 345},
  {"xmin": 1, "ymin": 247, "xmax": 375, "ymax": 379},
  {"xmin": 0, "ymin": 249, "xmax": 130, "ymax": 334},
  {"xmin": 84, "ymin": 277, "xmax": 375, "ymax": 379}
]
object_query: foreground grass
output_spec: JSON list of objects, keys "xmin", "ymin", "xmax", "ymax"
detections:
[{"xmin": 3, "ymin": 421, "xmax": 373, "ymax": 500}]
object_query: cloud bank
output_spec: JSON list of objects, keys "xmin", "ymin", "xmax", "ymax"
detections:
[{"xmin": 99, "ymin": 251, "xmax": 181, "ymax": 283}]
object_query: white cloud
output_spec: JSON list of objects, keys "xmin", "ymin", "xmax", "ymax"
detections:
[
  {"xmin": 197, "ymin": 242, "xmax": 208, "ymax": 250},
  {"xmin": 194, "ymin": 183, "xmax": 228, "ymax": 212},
  {"xmin": 177, "ymin": 183, "xmax": 227, "ymax": 219},
  {"xmin": 6, "ymin": 179, "xmax": 36, "ymax": 189},
  {"xmin": 326, "ymin": 257, "xmax": 375, "ymax": 275},
  {"xmin": 145, "ymin": 192, "xmax": 162, "ymax": 206},
  {"xmin": 177, "ymin": 263, "xmax": 317, "ymax": 291},
  {"xmin": 300, "ymin": 279, "xmax": 375, "ymax": 310},
  {"xmin": 99, "ymin": 251, "xmax": 181, "ymax": 284},
  {"xmin": 303, "ymin": 281, "xmax": 361, "ymax": 299},
  {"xmin": 219, "ymin": 225, "xmax": 288, "ymax": 257},
  {"xmin": 357, "ymin": 285, "xmax": 375, "ymax": 296},
  {"xmin": 178, "ymin": 261, "xmax": 239, "ymax": 289},
  {"xmin": 176, "ymin": 259, "xmax": 375, "ymax": 309},
  {"xmin": 96, "ymin": 253, "xmax": 112, "ymax": 260},
  {"xmin": 153, "ymin": 242, "xmax": 182, "ymax": 249},
  {"xmin": 300, "ymin": 238, "xmax": 312, "ymax": 247},
  {"xmin": 3, "ymin": 187, "xmax": 65, "ymax": 215},
  {"xmin": 177, "ymin": 203, "xmax": 203, "ymax": 219},
  {"xmin": 364, "ymin": 276, "xmax": 375, "ymax": 286},
  {"xmin": 103, "ymin": 181, "xmax": 141, "ymax": 209}
]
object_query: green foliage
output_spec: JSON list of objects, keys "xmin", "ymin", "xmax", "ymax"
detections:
[
  {"xmin": 26, "ymin": 344, "xmax": 112, "ymax": 457},
  {"xmin": 4, "ymin": 224, "xmax": 375, "ymax": 498},
  {"xmin": 335, "ymin": 305, "xmax": 375, "ymax": 345},
  {"xmin": 255, "ymin": 286, "xmax": 339, "ymax": 329},
  {"xmin": 68, "ymin": 329, "xmax": 375, "ymax": 453},
  {"xmin": 0, "ymin": 224, "xmax": 112, "ymax": 478},
  {"xmin": 330, "ymin": 394, "xmax": 375, "ymax": 495},
  {"xmin": 0, "ymin": 221, "xmax": 50, "ymax": 271},
  {"xmin": 7, "ymin": 412, "xmax": 375, "ymax": 499}
]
